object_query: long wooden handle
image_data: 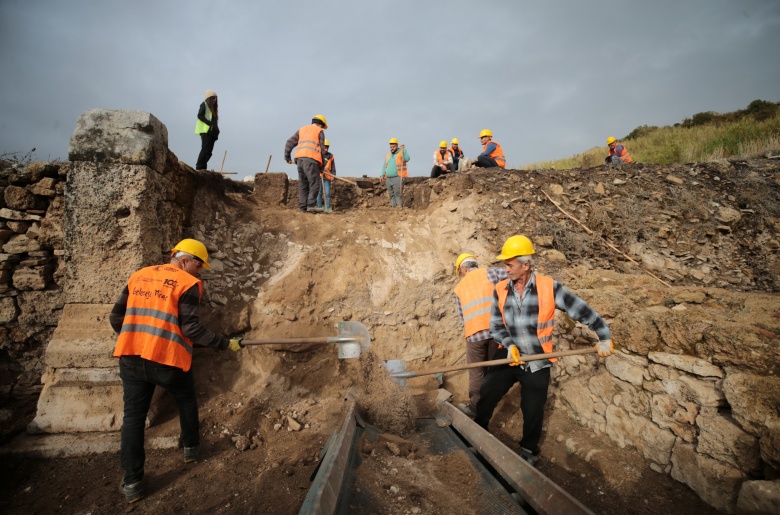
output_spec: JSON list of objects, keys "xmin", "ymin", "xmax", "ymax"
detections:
[
  {"xmin": 391, "ymin": 346, "xmax": 598, "ymax": 379},
  {"xmin": 219, "ymin": 150, "xmax": 227, "ymax": 173},
  {"xmin": 241, "ymin": 336, "xmax": 358, "ymax": 346},
  {"xmin": 329, "ymin": 175, "xmax": 357, "ymax": 186},
  {"xmin": 264, "ymin": 155, "xmax": 272, "ymax": 173}
]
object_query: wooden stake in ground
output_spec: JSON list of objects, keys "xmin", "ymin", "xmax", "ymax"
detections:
[
  {"xmin": 218, "ymin": 150, "xmax": 227, "ymax": 173},
  {"xmin": 541, "ymin": 190, "xmax": 671, "ymax": 288},
  {"xmin": 264, "ymin": 155, "xmax": 272, "ymax": 173}
]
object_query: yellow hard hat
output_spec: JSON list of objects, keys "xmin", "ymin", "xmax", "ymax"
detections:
[
  {"xmin": 479, "ymin": 129, "xmax": 492, "ymax": 138},
  {"xmin": 439, "ymin": 140, "xmax": 447, "ymax": 148},
  {"xmin": 606, "ymin": 136, "xmax": 616, "ymax": 145},
  {"xmin": 451, "ymin": 138, "xmax": 459, "ymax": 145},
  {"xmin": 389, "ymin": 137, "xmax": 399, "ymax": 144},
  {"xmin": 312, "ymin": 114, "xmax": 328, "ymax": 129},
  {"xmin": 171, "ymin": 238, "xmax": 211, "ymax": 269},
  {"xmin": 324, "ymin": 139, "xmax": 330, "ymax": 147},
  {"xmin": 495, "ymin": 235, "xmax": 535, "ymax": 261},
  {"xmin": 455, "ymin": 253, "xmax": 476, "ymax": 276}
]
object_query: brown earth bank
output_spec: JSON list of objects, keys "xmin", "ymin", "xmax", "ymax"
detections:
[{"xmin": 1, "ymin": 148, "xmax": 779, "ymax": 514}]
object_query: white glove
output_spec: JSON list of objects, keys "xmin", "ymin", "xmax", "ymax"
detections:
[{"xmin": 598, "ymin": 339, "xmax": 614, "ymax": 358}]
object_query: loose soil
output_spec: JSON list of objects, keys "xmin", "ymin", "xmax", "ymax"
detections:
[{"xmin": 2, "ymin": 160, "xmax": 779, "ymax": 513}]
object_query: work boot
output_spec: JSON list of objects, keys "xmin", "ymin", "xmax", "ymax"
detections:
[
  {"xmin": 308, "ymin": 206, "xmax": 324, "ymax": 213},
  {"xmin": 520, "ymin": 446, "xmax": 540, "ymax": 466},
  {"xmin": 119, "ymin": 480, "xmax": 144, "ymax": 503},
  {"xmin": 457, "ymin": 403, "xmax": 476, "ymax": 419},
  {"xmin": 183, "ymin": 443, "xmax": 201, "ymax": 463}
]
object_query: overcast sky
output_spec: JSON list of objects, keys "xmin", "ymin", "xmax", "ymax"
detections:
[{"xmin": 2, "ymin": 1, "xmax": 779, "ymax": 181}]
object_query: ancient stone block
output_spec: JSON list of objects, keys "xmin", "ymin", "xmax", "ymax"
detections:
[
  {"xmin": 696, "ymin": 412, "xmax": 761, "ymax": 474},
  {"xmin": 12, "ymin": 266, "xmax": 50, "ymax": 290},
  {"xmin": 3, "ymin": 234, "xmax": 41, "ymax": 254},
  {"xmin": 722, "ymin": 373, "xmax": 780, "ymax": 437},
  {"xmin": 0, "ymin": 296, "xmax": 18, "ymax": 324},
  {"xmin": 68, "ymin": 109, "xmax": 169, "ymax": 172},
  {"xmin": 670, "ymin": 441, "xmax": 743, "ymax": 512},
  {"xmin": 0, "ymin": 208, "xmax": 42, "ymax": 221},
  {"xmin": 605, "ymin": 405, "xmax": 675, "ymax": 465},
  {"xmin": 661, "ymin": 373, "xmax": 725, "ymax": 407},
  {"xmin": 4, "ymin": 185, "xmax": 45, "ymax": 210},
  {"xmin": 648, "ymin": 351, "xmax": 724, "ymax": 378},
  {"xmin": 29, "ymin": 177, "xmax": 58, "ymax": 197},
  {"xmin": 605, "ymin": 351, "xmax": 648, "ymax": 386},
  {"xmin": 43, "ymin": 304, "xmax": 116, "ymax": 369},
  {"xmin": 736, "ymin": 480, "xmax": 780, "ymax": 515},
  {"xmin": 651, "ymin": 393, "xmax": 697, "ymax": 442},
  {"xmin": 38, "ymin": 196, "xmax": 64, "ymax": 249},
  {"xmin": 16, "ymin": 290, "xmax": 64, "ymax": 337}
]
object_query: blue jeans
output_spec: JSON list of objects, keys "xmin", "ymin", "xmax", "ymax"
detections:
[
  {"xmin": 317, "ymin": 178, "xmax": 331, "ymax": 209},
  {"xmin": 119, "ymin": 356, "xmax": 199, "ymax": 484}
]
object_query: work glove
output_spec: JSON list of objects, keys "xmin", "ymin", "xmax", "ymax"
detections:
[
  {"xmin": 508, "ymin": 345, "xmax": 525, "ymax": 367},
  {"xmin": 597, "ymin": 339, "xmax": 614, "ymax": 358},
  {"xmin": 228, "ymin": 337, "xmax": 244, "ymax": 352}
]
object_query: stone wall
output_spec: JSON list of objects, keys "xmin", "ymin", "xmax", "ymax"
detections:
[
  {"xmin": 552, "ymin": 281, "xmax": 780, "ymax": 513},
  {"xmin": 0, "ymin": 161, "xmax": 67, "ymax": 392}
]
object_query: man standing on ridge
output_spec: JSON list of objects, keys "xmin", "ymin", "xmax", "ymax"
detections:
[
  {"xmin": 317, "ymin": 139, "xmax": 336, "ymax": 212},
  {"xmin": 449, "ymin": 138, "xmax": 467, "ymax": 171},
  {"xmin": 431, "ymin": 140, "xmax": 454, "ymax": 178},
  {"xmin": 194, "ymin": 90, "xmax": 219, "ymax": 170},
  {"xmin": 111, "ymin": 238, "xmax": 244, "ymax": 503},
  {"xmin": 475, "ymin": 235, "xmax": 614, "ymax": 465},
  {"xmin": 380, "ymin": 137, "xmax": 410, "ymax": 208},
  {"xmin": 605, "ymin": 136, "xmax": 632, "ymax": 165},
  {"xmin": 474, "ymin": 129, "xmax": 506, "ymax": 168},
  {"xmin": 285, "ymin": 114, "xmax": 328, "ymax": 212},
  {"xmin": 453, "ymin": 253, "xmax": 508, "ymax": 418}
]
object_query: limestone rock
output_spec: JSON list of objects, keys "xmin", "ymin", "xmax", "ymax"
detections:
[
  {"xmin": 4, "ymin": 185, "xmax": 46, "ymax": 210},
  {"xmin": 722, "ymin": 373, "xmax": 780, "ymax": 436},
  {"xmin": 648, "ymin": 352, "xmax": 724, "ymax": 378},
  {"xmin": 605, "ymin": 405, "xmax": 675, "ymax": 465},
  {"xmin": 68, "ymin": 109, "xmax": 169, "ymax": 172},
  {"xmin": 38, "ymin": 196, "xmax": 65, "ymax": 249},
  {"xmin": 3, "ymin": 234, "xmax": 41, "ymax": 254},
  {"xmin": 0, "ymin": 296, "xmax": 19, "ymax": 324},
  {"xmin": 671, "ymin": 291, "xmax": 707, "ymax": 304},
  {"xmin": 671, "ymin": 441, "xmax": 743, "ymax": 512},
  {"xmin": 605, "ymin": 351, "xmax": 648, "ymax": 386},
  {"xmin": 650, "ymin": 393, "xmax": 697, "ymax": 442},
  {"xmin": 12, "ymin": 266, "xmax": 51, "ymax": 291},
  {"xmin": 737, "ymin": 480, "xmax": 780, "ymax": 515},
  {"xmin": 696, "ymin": 412, "xmax": 761, "ymax": 474},
  {"xmin": 716, "ymin": 206, "xmax": 742, "ymax": 224},
  {"xmin": 661, "ymin": 374, "xmax": 725, "ymax": 407}
]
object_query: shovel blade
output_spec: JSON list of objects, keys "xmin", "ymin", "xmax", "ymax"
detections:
[
  {"xmin": 337, "ymin": 321, "xmax": 370, "ymax": 359},
  {"xmin": 384, "ymin": 359, "xmax": 407, "ymax": 389}
]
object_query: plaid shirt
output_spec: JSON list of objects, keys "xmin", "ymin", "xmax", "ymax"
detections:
[
  {"xmin": 490, "ymin": 272, "xmax": 611, "ymax": 372},
  {"xmin": 455, "ymin": 267, "xmax": 509, "ymax": 343}
]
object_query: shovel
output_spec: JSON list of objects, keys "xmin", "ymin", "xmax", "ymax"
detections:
[
  {"xmin": 241, "ymin": 321, "xmax": 370, "ymax": 359},
  {"xmin": 388, "ymin": 346, "xmax": 598, "ymax": 387}
]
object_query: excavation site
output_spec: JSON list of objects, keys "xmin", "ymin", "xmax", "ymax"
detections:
[{"xmin": 1, "ymin": 109, "xmax": 779, "ymax": 514}]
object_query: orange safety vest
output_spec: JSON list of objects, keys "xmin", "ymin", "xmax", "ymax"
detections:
[
  {"xmin": 495, "ymin": 274, "xmax": 557, "ymax": 362},
  {"xmin": 453, "ymin": 268, "xmax": 495, "ymax": 338},
  {"xmin": 482, "ymin": 140, "xmax": 506, "ymax": 167},
  {"xmin": 384, "ymin": 151, "xmax": 408, "ymax": 178},
  {"xmin": 434, "ymin": 148, "xmax": 453, "ymax": 164},
  {"xmin": 113, "ymin": 264, "xmax": 202, "ymax": 372},
  {"xmin": 295, "ymin": 125, "xmax": 324, "ymax": 164},
  {"xmin": 608, "ymin": 144, "xmax": 632, "ymax": 163},
  {"xmin": 322, "ymin": 154, "xmax": 335, "ymax": 179},
  {"xmin": 449, "ymin": 146, "xmax": 464, "ymax": 159}
]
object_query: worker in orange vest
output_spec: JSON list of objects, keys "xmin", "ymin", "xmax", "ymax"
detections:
[
  {"xmin": 381, "ymin": 138, "xmax": 410, "ymax": 207},
  {"xmin": 474, "ymin": 129, "xmax": 506, "ymax": 168},
  {"xmin": 285, "ymin": 114, "xmax": 328, "ymax": 212},
  {"xmin": 449, "ymin": 138, "xmax": 468, "ymax": 171},
  {"xmin": 111, "ymin": 239, "xmax": 244, "ymax": 503},
  {"xmin": 431, "ymin": 140, "xmax": 454, "ymax": 178},
  {"xmin": 605, "ymin": 136, "xmax": 632, "ymax": 165},
  {"xmin": 317, "ymin": 139, "xmax": 336, "ymax": 212},
  {"xmin": 475, "ymin": 235, "xmax": 614, "ymax": 465},
  {"xmin": 453, "ymin": 253, "xmax": 508, "ymax": 418}
]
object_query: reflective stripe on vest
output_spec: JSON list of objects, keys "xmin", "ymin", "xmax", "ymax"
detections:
[
  {"xmin": 295, "ymin": 125, "xmax": 323, "ymax": 164},
  {"xmin": 385, "ymin": 151, "xmax": 408, "ymax": 177},
  {"xmin": 434, "ymin": 149, "xmax": 452, "ymax": 164},
  {"xmin": 609, "ymin": 144, "xmax": 633, "ymax": 163},
  {"xmin": 495, "ymin": 274, "xmax": 557, "ymax": 362},
  {"xmin": 194, "ymin": 103, "xmax": 213, "ymax": 135},
  {"xmin": 113, "ymin": 265, "xmax": 202, "ymax": 372},
  {"xmin": 483, "ymin": 140, "xmax": 506, "ymax": 167},
  {"xmin": 453, "ymin": 268, "xmax": 494, "ymax": 337}
]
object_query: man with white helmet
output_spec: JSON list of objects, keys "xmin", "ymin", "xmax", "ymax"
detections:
[
  {"xmin": 194, "ymin": 89, "xmax": 219, "ymax": 170},
  {"xmin": 453, "ymin": 253, "xmax": 508, "ymax": 417},
  {"xmin": 110, "ymin": 238, "xmax": 244, "ymax": 503},
  {"xmin": 475, "ymin": 235, "xmax": 614, "ymax": 465}
]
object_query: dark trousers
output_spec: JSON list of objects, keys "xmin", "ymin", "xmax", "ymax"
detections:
[
  {"xmin": 474, "ymin": 155, "xmax": 499, "ymax": 168},
  {"xmin": 297, "ymin": 158, "xmax": 322, "ymax": 210},
  {"xmin": 119, "ymin": 356, "xmax": 199, "ymax": 484},
  {"xmin": 430, "ymin": 163, "xmax": 455, "ymax": 178},
  {"xmin": 474, "ymin": 348, "xmax": 551, "ymax": 454},
  {"xmin": 196, "ymin": 133, "xmax": 217, "ymax": 170},
  {"xmin": 465, "ymin": 337, "xmax": 497, "ymax": 411}
]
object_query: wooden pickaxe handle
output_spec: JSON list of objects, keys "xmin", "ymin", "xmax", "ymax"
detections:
[
  {"xmin": 241, "ymin": 336, "xmax": 359, "ymax": 346},
  {"xmin": 390, "ymin": 346, "xmax": 598, "ymax": 379}
]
